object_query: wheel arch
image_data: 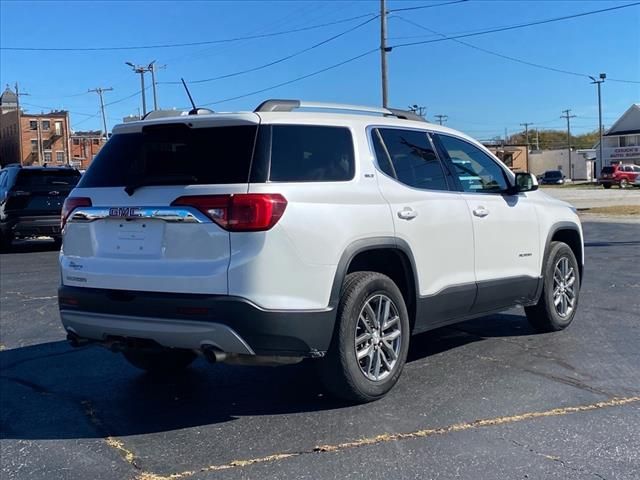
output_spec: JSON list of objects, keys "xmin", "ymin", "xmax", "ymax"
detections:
[
  {"xmin": 329, "ymin": 237, "xmax": 419, "ymax": 330},
  {"xmin": 545, "ymin": 223, "xmax": 584, "ymax": 282}
]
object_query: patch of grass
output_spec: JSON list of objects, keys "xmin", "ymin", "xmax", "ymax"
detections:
[{"xmin": 579, "ymin": 205, "xmax": 640, "ymax": 216}]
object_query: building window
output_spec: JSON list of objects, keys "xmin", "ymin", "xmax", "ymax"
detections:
[
  {"xmin": 44, "ymin": 151, "xmax": 52, "ymax": 163},
  {"xmin": 29, "ymin": 120, "xmax": 38, "ymax": 130},
  {"xmin": 56, "ymin": 151, "xmax": 64, "ymax": 163},
  {"xmin": 42, "ymin": 120, "xmax": 50, "ymax": 131},
  {"xmin": 54, "ymin": 122, "xmax": 62, "ymax": 136},
  {"xmin": 31, "ymin": 139, "xmax": 38, "ymax": 152},
  {"xmin": 620, "ymin": 135, "xmax": 639, "ymax": 147},
  {"xmin": 72, "ymin": 138, "xmax": 80, "ymax": 145},
  {"xmin": 92, "ymin": 138, "xmax": 100, "ymax": 145}
]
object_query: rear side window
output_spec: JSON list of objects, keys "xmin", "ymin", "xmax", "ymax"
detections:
[
  {"xmin": 78, "ymin": 125, "xmax": 258, "ymax": 188},
  {"xmin": 15, "ymin": 170, "xmax": 81, "ymax": 188},
  {"xmin": 601, "ymin": 166, "xmax": 614, "ymax": 174},
  {"xmin": 375, "ymin": 128, "xmax": 449, "ymax": 191},
  {"xmin": 268, "ymin": 125, "xmax": 354, "ymax": 182}
]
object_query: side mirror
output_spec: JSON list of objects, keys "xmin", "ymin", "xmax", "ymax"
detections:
[{"xmin": 513, "ymin": 172, "xmax": 539, "ymax": 193}]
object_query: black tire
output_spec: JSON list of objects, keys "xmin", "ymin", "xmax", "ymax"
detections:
[
  {"xmin": 602, "ymin": 184, "xmax": 611, "ymax": 189},
  {"xmin": 525, "ymin": 241, "xmax": 580, "ymax": 332},
  {"xmin": 0, "ymin": 231, "xmax": 13, "ymax": 252},
  {"xmin": 122, "ymin": 348, "xmax": 197, "ymax": 374},
  {"xmin": 318, "ymin": 271, "xmax": 410, "ymax": 403}
]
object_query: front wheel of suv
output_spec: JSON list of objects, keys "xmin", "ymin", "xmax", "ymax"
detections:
[
  {"xmin": 525, "ymin": 241, "xmax": 580, "ymax": 332},
  {"xmin": 122, "ymin": 348, "xmax": 197, "ymax": 374},
  {"xmin": 318, "ymin": 272, "xmax": 410, "ymax": 403}
]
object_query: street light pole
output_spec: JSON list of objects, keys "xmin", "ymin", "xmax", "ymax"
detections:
[
  {"xmin": 589, "ymin": 73, "xmax": 606, "ymax": 180},
  {"xmin": 561, "ymin": 109, "xmax": 577, "ymax": 179}
]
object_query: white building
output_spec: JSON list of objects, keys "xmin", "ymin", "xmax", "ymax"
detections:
[{"xmin": 596, "ymin": 104, "xmax": 640, "ymax": 172}]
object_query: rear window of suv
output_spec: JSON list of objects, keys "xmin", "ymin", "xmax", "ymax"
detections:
[
  {"xmin": 601, "ymin": 167, "xmax": 615, "ymax": 174},
  {"xmin": 78, "ymin": 123, "xmax": 355, "ymax": 188},
  {"xmin": 78, "ymin": 124, "xmax": 258, "ymax": 188},
  {"xmin": 15, "ymin": 169, "xmax": 81, "ymax": 188}
]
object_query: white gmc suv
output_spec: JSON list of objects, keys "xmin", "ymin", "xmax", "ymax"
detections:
[{"xmin": 59, "ymin": 100, "xmax": 583, "ymax": 402}]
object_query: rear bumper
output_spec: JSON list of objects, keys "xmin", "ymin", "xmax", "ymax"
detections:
[
  {"xmin": 58, "ymin": 286, "xmax": 336, "ymax": 357},
  {"xmin": 1, "ymin": 215, "xmax": 61, "ymax": 237}
]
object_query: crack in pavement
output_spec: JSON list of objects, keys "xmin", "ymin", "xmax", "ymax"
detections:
[
  {"xmin": 131, "ymin": 396, "xmax": 640, "ymax": 480},
  {"xmin": 506, "ymin": 438, "xmax": 607, "ymax": 480}
]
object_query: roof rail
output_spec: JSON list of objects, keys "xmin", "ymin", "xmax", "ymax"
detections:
[{"xmin": 254, "ymin": 99, "xmax": 427, "ymax": 122}]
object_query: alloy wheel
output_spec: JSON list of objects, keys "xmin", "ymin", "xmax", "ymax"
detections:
[
  {"xmin": 553, "ymin": 256, "xmax": 576, "ymax": 318},
  {"xmin": 354, "ymin": 294, "xmax": 402, "ymax": 381}
]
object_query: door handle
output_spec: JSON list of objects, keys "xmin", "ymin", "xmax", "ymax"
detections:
[
  {"xmin": 397, "ymin": 208, "xmax": 418, "ymax": 220},
  {"xmin": 473, "ymin": 206, "xmax": 489, "ymax": 218}
]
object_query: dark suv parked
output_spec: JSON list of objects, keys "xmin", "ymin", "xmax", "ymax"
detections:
[{"xmin": 0, "ymin": 164, "xmax": 81, "ymax": 249}]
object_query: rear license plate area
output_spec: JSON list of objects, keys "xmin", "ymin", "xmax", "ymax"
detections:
[{"xmin": 108, "ymin": 219, "xmax": 164, "ymax": 255}]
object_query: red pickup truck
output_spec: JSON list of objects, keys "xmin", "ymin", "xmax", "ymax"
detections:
[{"xmin": 598, "ymin": 164, "xmax": 640, "ymax": 189}]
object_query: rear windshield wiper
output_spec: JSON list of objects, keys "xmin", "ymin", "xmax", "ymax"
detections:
[{"xmin": 124, "ymin": 175, "xmax": 198, "ymax": 196}]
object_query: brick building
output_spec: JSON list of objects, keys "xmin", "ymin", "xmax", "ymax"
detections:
[
  {"xmin": 0, "ymin": 86, "xmax": 72, "ymax": 167},
  {"xmin": 70, "ymin": 131, "xmax": 106, "ymax": 170}
]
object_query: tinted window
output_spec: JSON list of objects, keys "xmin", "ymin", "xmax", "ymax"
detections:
[
  {"xmin": 371, "ymin": 129, "xmax": 395, "ymax": 178},
  {"xmin": 377, "ymin": 128, "xmax": 448, "ymax": 191},
  {"xmin": 78, "ymin": 125, "xmax": 258, "ymax": 188},
  {"xmin": 269, "ymin": 125, "xmax": 354, "ymax": 182},
  {"xmin": 545, "ymin": 171, "xmax": 562, "ymax": 178},
  {"xmin": 15, "ymin": 169, "xmax": 81, "ymax": 188},
  {"xmin": 437, "ymin": 135, "xmax": 509, "ymax": 193},
  {"xmin": 601, "ymin": 166, "xmax": 614, "ymax": 174}
]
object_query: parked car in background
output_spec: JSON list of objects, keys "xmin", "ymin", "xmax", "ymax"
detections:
[
  {"xmin": 0, "ymin": 164, "xmax": 81, "ymax": 249},
  {"xmin": 598, "ymin": 164, "xmax": 640, "ymax": 189},
  {"xmin": 540, "ymin": 170, "xmax": 566, "ymax": 185},
  {"xmin": 634, "ymin": 174, "xmax": 640, "ymax": 188}
]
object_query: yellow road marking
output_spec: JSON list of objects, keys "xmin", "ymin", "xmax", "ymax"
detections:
[{"xmin": 129, "ymin": 395, "xmax": 639, "ymax": 480}]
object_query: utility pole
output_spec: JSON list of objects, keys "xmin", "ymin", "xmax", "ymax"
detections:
[
  {"xmin": 561, "ymin": 109, "xmax": 576, "ymax": 179},
  {"xmin": 520, "ymin": 122, "xmax": 533, "ymax": 172},
  {"xmin": 380, "ymin": 0, "xmax": 389, "ymax": 108},
  {"xmin": 408, "ymin": 104, "xmax": 427, "ymax": 118},
  {"xmin": 434, "ymin": 114, "xmax": 448, "ymax": 125},
  {"xmin": 88, "ymin": 87, "xmax": 113, "ymax": 140},
  {"xmin": 126, "ymin": 62, "xmax": 151, "ymax": 116},
  {"xmin": 589, "ymin": 73, "xmax": 606, "ymax": 179},
  {"xmin": 535, "ymin": 129, "xmax": 540, "ymax": 150},
  {"xmin": 148, "ymin": 61, "xmax": 166, "ymax": 111}
]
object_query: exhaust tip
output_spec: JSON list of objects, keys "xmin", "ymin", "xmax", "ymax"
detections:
[{"xmin": 202, "ymin": 345, "xmax": 227, "ymax": 363}]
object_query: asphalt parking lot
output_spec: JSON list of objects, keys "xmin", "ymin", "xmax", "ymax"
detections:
[{"xmin": 1, "ymin": 221, "xmax": 639, "ymax": 480}]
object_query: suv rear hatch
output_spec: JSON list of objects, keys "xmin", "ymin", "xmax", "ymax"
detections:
[
  {"xmin": 600, "ymin": 166, "xmax": 615, "ymax": 179},
  {"xmin": 61, "ymin": 114, "xmax": 261, "ymax": 294},
  {"xmin": 6, "ymin": 168, "xmax": 80, "ymax": 216}
]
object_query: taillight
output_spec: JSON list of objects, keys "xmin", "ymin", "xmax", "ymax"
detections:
[
  {"xmin": 61, "ymin": 197, "xmax": 92, "ymax": 229},
  {"xmin": 172, "ymin": 194, "xmax": 287, "ymax": 232}
]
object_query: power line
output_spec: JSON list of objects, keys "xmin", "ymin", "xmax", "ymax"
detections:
[
  {"xmin": 20, "ymin": 102, "xmax": 95, "ymax": 117},
  {"xmin": 387, "ymin": 0, "xmax": 468, "ymax": 13},
  {"xmin": 160, "ymin": 16, "xmax": 378, "ymax": 85},
  {"xmin": 391, "ymin": 3, "xmax": 640, "ymax": 52},
  {"xmin": 391, "ymin": 14, "xmax": 640, "ymax": 84},
  {"xmin": 1, "ymin": 12, "xmax": 379, "ymax": 52},
  {"xmin": 200, "ymin": 48, "xmax": 378, "ymax": 106}
]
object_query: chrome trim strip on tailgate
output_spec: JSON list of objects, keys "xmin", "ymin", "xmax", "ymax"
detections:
[{"xmin": 68, "ymin": 206, "xmax": 211, "ymax": 224}]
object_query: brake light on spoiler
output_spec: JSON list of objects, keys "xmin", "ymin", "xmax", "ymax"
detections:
[{"xmin": 171, "ymin": 194, "xmax": 287, "ymax": 232}]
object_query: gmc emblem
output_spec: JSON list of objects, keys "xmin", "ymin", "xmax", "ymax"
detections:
[{"xmin": 109, "ymin": 207, "xmax": 142, "ymax": 217}]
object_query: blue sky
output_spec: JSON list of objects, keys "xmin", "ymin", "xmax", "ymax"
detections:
[{"xmin": 1, "ymin": 0, "xmax": 639, "ymax": 139}]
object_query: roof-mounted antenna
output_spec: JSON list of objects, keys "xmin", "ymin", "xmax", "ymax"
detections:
[
  {"xmin": 181, "ymin": 78, "xmax": 197, "ymax": 113},
  {"xmin": 180, "ymin": 78, "xmax": 214, "ymax": 116}
]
